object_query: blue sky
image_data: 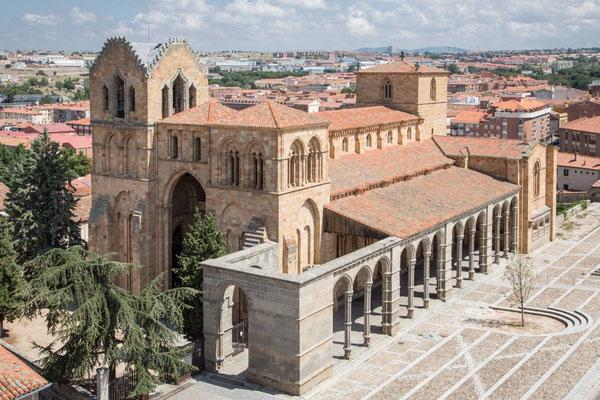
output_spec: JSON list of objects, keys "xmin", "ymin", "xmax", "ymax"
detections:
[{"xmin": 2, "ymin": 0, "xmax": 600, "ymax": 52}]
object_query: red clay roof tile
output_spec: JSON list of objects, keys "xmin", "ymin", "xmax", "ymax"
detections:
[
  {"xmin": 0, "ymin": 345, "xmax": 48, "ymax": 400},
  {"xmin": 316, "ymin": 106, "xmax": 418, "ymax": 132}
]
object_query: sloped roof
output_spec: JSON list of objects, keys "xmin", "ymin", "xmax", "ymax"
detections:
[
  {"xmin": 160, "ymin": 99, "xmax": 236, "ymax": 125},
  {"xmin": 0, "ymin": 345, "xmax": 49, "ymax": 400},
  {"xmin": 90, "ymin": 37, "xmax": 204, "ymax": 78},
  {"xmin": 451, "ymin": 111, "xmax": 489, "ymax": 124},
  {"xmin": 560, "ymin": 115, "xmax": 600, "ymax": 134},
  {"xmin": 356, "ymin": 61, "xmax": 447, "ymax": 74},
  {"xmin": 433, "ymin": 136, "xmax": 533, "ymax": 160},
  {"xmin": 316, "ymin": 106, "xmax": 418, "ymax": 132},
  {"xmin": 326, "ymin": 167, "xmax": 518, "ymax": 238},
  {"xmin": 492, "ymin": 97, "xmax": 548, "ymax": 112},
  {"xmin": 557, "ymin": 152, "xmax": 600, "ymax": 171},
  {"xmin": 210, "ymin": 101, "xmax": 330, "ymax": 129},
  {"xmin": 328, "ymin": 139, "xmax": 453, "ymax": 196}
]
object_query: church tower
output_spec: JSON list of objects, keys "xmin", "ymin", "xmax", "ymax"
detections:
[
  {"xmin": 355, "ymin": 61, "xmax": 448, "ymax": 139},
  {"xmin": 88, "ymin": 37, "xmax": 208, "ymax": 293}
]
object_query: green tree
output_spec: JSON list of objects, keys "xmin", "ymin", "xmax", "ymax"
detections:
[
  {"xmin": 341, "ymin": 87, "xmax": 354, "ymax": 94},
  {"xmin": 447, "ymin": 63, "xmax": 460, "ymax": 74},
  {"xmin": 0, "ymin": 219, "xmax": 24, "ymax": 337},
  {"xmin": 62, "ymin": 78, "xmax": 75, "ymax": 91},
  {"xmin": 0, "ymin": 144, "xmax": 26, "ymax": 185},
  {"xmin": 63, "ymin": 148, "xmax": 92, "ymax": 179},
  {"xmin": 54, "ymin": 81, "xmax": 63, "ymax": 90},
  {"xmin": 21, "ymin": 246, "xmax": 196, "ymax": 395},
  {"xmin": 5, "ymin": 130, "xmax": 82, "ymax": 262},
  {"xmin": 176, "ymin": 210, "xmax": 228, "ymax": 340},
  {"xmin": 39, "ymin": 95, "xmax": 56, "ymax": 105},
  {"xmin": 36, "ymin": 69, "xmax": 46, "ymax": 76}
]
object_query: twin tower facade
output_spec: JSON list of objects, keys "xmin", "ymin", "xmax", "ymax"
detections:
[{"xmin": 88, "ymin": 37, "xmax": 448, "ymax": 293}]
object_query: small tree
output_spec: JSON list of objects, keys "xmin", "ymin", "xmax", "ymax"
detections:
[
  {"xmin": 176, "ymin": 210, "xmax": 229, "ymax": 341},
  {"xmin": 21, "ymin": 246, "xmax": 196, "ymax": 396},
  {"xmin": 5, "ymin": 129, "xmax": 82, "ymax": 262},
  {"xmin": 0, "ymin": 219, "xmax": 24, "ymax": 337},
  {"xmin": 503, "ymin": 255, "xmax": 536, "ymax": 327}
]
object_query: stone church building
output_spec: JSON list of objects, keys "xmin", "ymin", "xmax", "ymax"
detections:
[{"xmin": 89, "ymin": 38, "xmax": 557, "ymax": 394}]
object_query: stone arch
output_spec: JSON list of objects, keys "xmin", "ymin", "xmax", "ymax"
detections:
[
  {"xmin": 407, "ymin": 126, "xmax": 412, "ymax": 141},
  {"xmin": 288, "ymin": 139, "xmax": 305, "ymax": 187},
  {"xmin": 105, "ymin": 133, "xmax": 119, "ymax": 174},
  {"xmin": 353, "ymin": 265, "xmax": 373, "ymax": 292},
  {"xmin": 534, "ymin": 159, "xmax": 541, "ymax": 197},
  {"xmin": 122, "ymin": 135, "xmax": 136, "ymax": 176},
  {"xmin": 297, "ymin": 198, "xmax": 320, "ymax": 269},
  {"xmin": 333, "ymin": 274, "xmax": 353, "ymax": 310},
  {"xmin": 365, "ymin": 133, "xmax": 372, "ymax": 148},
  {"xmin": 172, "ymin": 72, "xmax": 188, "ymax": 115},
  {"xmin": 308, "ymin": 136, "xmax": 322, "ymax": 183},
  {"xmin": 387, "ymin": 130, "xmax": 393, "ymax": 144},
  {"xmin": 128, "ymin": 85, "xmax": 136, "ymax": 113},
  {"xmin": 215, "ymin": 280, "xmax": 250, "ymax": 362},
  {"xmin": 112, "ymin": 72, "xmax": 125, "ymax": 118},
  {"xmin": 342, "ymin": 137, "xmax": 349, "ymax": 152}
]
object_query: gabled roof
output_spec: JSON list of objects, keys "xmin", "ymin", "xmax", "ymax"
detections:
[
  {"xmin": 356, "ymin": 61, "xmax": 447, "ymax": 74},
  {"xmin": 90, "ymin": 37, "xmax": 204, "ymax": 78},
  {"xmin": 433, "ymin": 136, "xmax": 533, "ymax": 160},
  {"xmin": 492, "ymin": 97, "xmax": 548, "ymax": 112},
  {"xmin": 210, "ymin": 101, "xmax": 330, "ymax": 130},
  {"xmin": 0, "ymin": 345, "xmax": 49, "ymax": 400},
  {"xmin": 560, "ymin": 115, "xmax": 600, "ymax": 134},
  {"xmin": 160, "ymin": 99, "xmax": 235, "ymax": 125},
  {"xmin": 557, "ymin": 152, "xmax": 600, "ymax": 171},
  {"xmin": 316, "ymin": 106, "xmax": 418, "ymax": 132}
]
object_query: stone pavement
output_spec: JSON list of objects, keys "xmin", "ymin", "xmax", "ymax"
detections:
[{"xmin": 167, "ymin": 203, "xmax": 600, "ymax": 400}]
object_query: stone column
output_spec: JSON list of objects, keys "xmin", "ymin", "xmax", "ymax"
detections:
[
  {"xmin": 494, "ymin": 214, "xmax": 501, "ymax": 264},
  {"xmin": 469, "ymin": 228, "xmax": 476, "ymax": 281},
  {"xmin": 503, "ymin": 210, "xmax": 510, "ymax": 257},
  {"xmin": 456, "ymin": 234, "xmax": 463, "ymax": 288},
  {"xmin": 479, "ymin": 224, "xmax": 487, "ymax": 274},
  {"xmin": 344, "ymin": 290, "xmax": 353, "ymax": 359},
  {"xmin": 382, "ymin": 271, "xmax": 391, "ymax": 334},
  {"xmin": 423, "ymin": 251, "xmax": 431, "ymax": 309},
  {"xmin": 511, "ymin": 205, "xmax": 518, "ymax": 253},
  {"xmin": 96, "ymin": 367, "xmax": 109, "ymax": 400},
  {"xmin": 407, "ymin": 258, "xmax": 416, "ymax": 319},
  {"xmin": 363, "ymin": 281, "xmax": 372, "ymax": 347}
]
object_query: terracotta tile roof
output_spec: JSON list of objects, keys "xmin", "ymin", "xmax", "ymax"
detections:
[
  {"xmin": 433, "ymin": 136, "xmax": 532, "ymax": 159},
  {"xmin": 0, "ymin": 345, "xmax": 49, "ymax": 400},
  {"xmin": 356, "ymin": 61, "xmax": 447, "ymax": 74},
  {"xmin": 492, "ymin": 97, "xmax": 548, "ymax": 112},
  {"xmin": 210, "ymin": 100, "xmax": 330, "ymax": 129},
  {"xmin": 329, "ymin": 139, "xmax": 453, "ymax": 196},
  {"xmin": 159, "ymin": 99, "xmax": 235, "ymax": 125},
  {"xmin": 66, "ymin": 117, "xmax": 90, "ymax": 126},
  {"xmin": 451, "ymin": 111, "xmax": 489, "ymax": 124},
  {"xmin": 316, "ymin": 106, "xmax": 418, "ymax": 132},
  {"xmin": 74, "ymin": 195, "xmax": 92, "ymax": 222},
  {"xmin": 0, "ymin": 182, "xmax": 7, "ymax": 212},
  {"xmin": 326, "ymin": 166, "xmax": 518, "ymax": 238},
  {"xmin": 557, "ymin": 152, "xmax": 600, "ymax": 171},
  {"xmin": 560, "ymin": 115, "xmax": 600, "ymax": 134}
]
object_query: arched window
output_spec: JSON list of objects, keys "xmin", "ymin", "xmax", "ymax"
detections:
[
  {"xmin": 173, "ymin": 75, "xmax": 185, "ymax": 114},
  {"xmin": 387, "ymin": 131, "xmax": 392, "ymax": 143},
  {"xmin": 366, "ymin": 134, "xmax": 372, "ymax": 148},
  {"xmin": 194, "ymin": 137, "xmax": 201, "ymax": 161},
  {"xmin": 171, "ymin": 135, "xmax": 178, "ymax": 159},
  {"xmin": 384, "ymin": 80, "xmax": 392, "ymax": 100},
  {"xmin": 162, "ymin": 86, "xmax": 169, "ymax": 118},
  {"xmin": 342, "ymin": 137, "xmax": 348, "ymax": 152},
  {"xmin": 407, "ymin": 127, "xmax": 412, "ymax": 140},
  {"xmin": 252, "ymin": 152, "xmax": 259, "ymax": 188},
  {"xmin": 189, "ymin": 84, "xmax": 197, "ymax": 108},
  {"xmin": 534, "ymin": 160, "xmax": 541, "ymax": 196},
  {"xmin": 129, "ymin": 86, "xmax": 135, "ymax": 112},
  {"xmin": 102, "ymin": 85, "xmax": 109, "ymax": 111},
  {"xmin": 430, "ymin": 78, "xmax": 437, "ymax": 101},
  {"xmin": 229, "ymin": 150, "xmax": 235, "ymax": 185},
  {"xmin": 258, "ymin": 153, "xmax": 264, "ymax": 189},
  {"xmin": 234, "ymin": 151, "xmax": 240, "ymax": 186},
  {"xmin": 288, "ymin": 140, "xmax": 303, "ymax": 188},
  {"xmin": 114, "ymin": 75, "xmax": 125, "ymax": 118},
  {"xmin": 308, "ymin": 137, "xmax": 321, "ymax": 183},
  {"xmin": 251, "ymin": 152, "xmax": 264, "ymax": 189}
]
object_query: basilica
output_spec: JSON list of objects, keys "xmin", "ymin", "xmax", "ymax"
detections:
[{"xmin": 89, "ymin": 37, "xmax": 557, "ymax": 395}]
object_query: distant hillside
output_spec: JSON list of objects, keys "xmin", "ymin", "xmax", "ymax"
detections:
[{"xmin": 355, "ymin": 46, "xmax": 467, "ymax": 54}]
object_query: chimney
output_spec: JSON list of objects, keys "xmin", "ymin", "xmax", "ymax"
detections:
[
  {"xmin": 574, "ymin": 152, "xmax": 578, "ymax": 161},
  {"xmin": 400, "ymin": 51, "xmax": 405, "ymax": 61},
  {"xmin": 415, "ymin": 62, "xmax": 420, "ymax": 71}
]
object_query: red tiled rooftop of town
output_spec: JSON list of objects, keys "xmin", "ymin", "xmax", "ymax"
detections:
[
  {"xmin": 557, "ymin": 152, "xmax": 600, "ymax": 170},
  {"xmin": 560, "ymin": 115, "xmax": 600, "ymax": 134},
  {"xmin": 328, "ymin": 139, "xmax": 453, "ymax": 196},
  {"xmin": 433, "ymin": 136, "xmax": 531, "ymax": 159},
  {"xmin": 326, "ymin": 166, "xmax": 518, "ymax": 238},
  {"xmin": 451, "ymin": 110, "xmax": 489, "ymax": 124},
  {"xmin": 492, "ymin": 97, "xmax": 548, "ymax": 112},
  {"xmin": 356, "ymin": 61, "xmax": 447, "ymax": 74},
  {"xmin": 160, "ymin": 99, "xmax": 236, "ymax": 125},
  {"xmin": 210, "ymin": 100, "xmax": 330, "ymax": 129},
  {"xmin": 0, "ymin": 345, "xmax": 49, "ymax": 400},
  {"xmin": 316, "ymin": 106, "xmax": 418, "ymax": 132},
  {"xmin": 67, "ymin": 117, "xmax": 90, "ymax": 126}
]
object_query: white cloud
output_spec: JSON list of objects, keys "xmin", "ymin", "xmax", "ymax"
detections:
[
  {"xmin": 345, "ymin": 7, "xmax": 376, "ymax": 37},
  {"xmin": 225, "ymin": 0, "xmax": 288, "ymax": 18},
  {"xmin": 277, "ymin": 0, "xmax": 329, "ymax": 9},
  {"xmin": 21, "ymin": 13, "xmax": 59, "ymax": 26},
  {"xmin": 70, "ymin": 7, "xmax": 97, "ymax": 26}
]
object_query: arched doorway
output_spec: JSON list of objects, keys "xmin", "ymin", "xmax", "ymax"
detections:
[
  {"xmin": 218, "ymin": 284, "xmax": 249, "ymax": 367},
  {"xmin": 169, "ymin": 173, "xmax": 206, "ymax": 287}
]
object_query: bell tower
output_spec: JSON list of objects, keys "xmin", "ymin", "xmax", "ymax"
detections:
[
  {"xmin": 355, "ymin": 61, "xmax": 448, "ymax": 140},
  {"xmin": 88, "ymin": 37, "xmax": 208, "ymax": 293}
]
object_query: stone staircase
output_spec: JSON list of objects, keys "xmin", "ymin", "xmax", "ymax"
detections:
[{"xmin": 242, "ymin": 217, "xmax": 267, "ymax": 250}]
